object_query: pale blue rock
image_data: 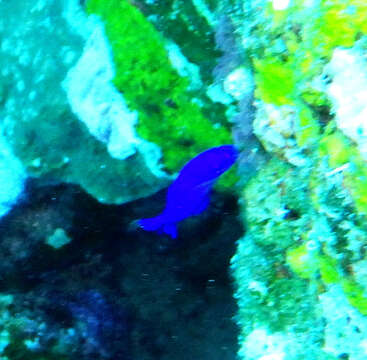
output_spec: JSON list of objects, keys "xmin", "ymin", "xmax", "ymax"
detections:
[
  {"xmin": 0, "ymin": 131, "xmax": 25, "ymax": 217},
  {"xmin": 0, "ymin": 0, "xmax": 170, "ymax": 205}
]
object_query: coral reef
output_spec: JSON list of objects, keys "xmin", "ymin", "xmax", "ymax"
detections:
[
  {"xmin": 4, "ymin": 0, "xmax": 367, "ymax": 359},
  {"xmin": 230, "ymin": 1, "xmax": 367, "ymax": 359}
]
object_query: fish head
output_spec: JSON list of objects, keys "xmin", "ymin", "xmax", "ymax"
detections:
[{"xmin": 210, "ymin": 144, "xmax": 238, "ymax": 175}]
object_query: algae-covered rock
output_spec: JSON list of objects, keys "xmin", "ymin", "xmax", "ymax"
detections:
[
  {"xmin": 86, "ymin": 0, "xmax": 234, "ymax": 173},
  {"xmin": 0, "ymin": 0, "xmax": 170, "ymax": 204},
  {"xmin": 242, "ymin": 157, "xmax": 311, "ymax": 250},
  {"xmin": 230, "ymin": 1, "xmax": 367, "ymax": 359},
  {"xmin": 232, "ymin": 153, "xmax": 367, "ymax": 359}
]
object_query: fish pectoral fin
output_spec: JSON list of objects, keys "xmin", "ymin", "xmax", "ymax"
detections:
[
  {"xmin": 138, "ymin": 215, "xmax": 164, "ymax": 232},
  {"xmin": 191, "ymin": 195, "xmax": 210, "ymax": 216},
  {"xmin": 138, "ymin": 216, "xmax": 178, "ymax": 239},
  {"xmin": 195, "ymin": 179, "xmax": 216, "ymax": 193}
]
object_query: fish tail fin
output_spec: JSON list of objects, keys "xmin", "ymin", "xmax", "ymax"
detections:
[
  {"xmin": 138, "ymin": 216, "xmax": 164, "ymax": 232},
  {"xmin": 138, "ymin": 216, "xmax": 177, "ymax": 239}
]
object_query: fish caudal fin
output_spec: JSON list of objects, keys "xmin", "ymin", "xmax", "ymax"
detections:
[{"xmin": 138, "ymin": 216, "xmax": 178, "ymax": 239}]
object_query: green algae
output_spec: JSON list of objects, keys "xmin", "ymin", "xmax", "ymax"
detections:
[
  {"xmin": 251, "ymin": 0, "xmax": 367, "ymax": 152},
  {"xmin": 243, "ymin": 157, "xmax": 311, "ymax": 250},
  {"xmin": 318, "ymin": 255, "xmax": 340, "ymax": 284},
  {"xmin": 248, "ymin": 0, "xmax": 367, "ymax": 215},
  {"xmin": 231, "ymin": 1, "xmax": 367, "ymax": 358},
  {"xmin": 296, "ymin": 102, "xmax": 320, "ymax": 147},
  {"xmin": 286, "ymin": 248, "xmax": 341, "ymax": 287},
  {"xmin": 319, "ymin": 131, "xmax": 352, "ymax": 168},
  {"xmin": 86, "ymin": 0, "xmax": 232, "ymax": 174},
  {"xmin": 267, "ymin": 0, "xmax": 367, "ymax": 64},
  {"xmin": 342, "ymin": 278, "xmax": 367, "ymax": 316},
  {"xmin": 319, "ymin": 128, "xmax": 367, "ymax": 215},
  {"xmin": 137, "ymin": 0, "xmax": 221, "ymax": 83},
  {"xmin": 286, "ymin": 243, "xmax": 318, "ymax": 279},
  {"xmin": 233, "ymin": 148, "xmax": 367, "ymax": 345},
  {"xmin": 254, "ymin": 59, "xmax": 296, "ymax": 106},
  {"xmin": 231, "ymin": 234, "xmax": 320, "ymax": 337},
  {"xmin": 303, "ymin": 1, "xmax": 367, "ymax": 59}
]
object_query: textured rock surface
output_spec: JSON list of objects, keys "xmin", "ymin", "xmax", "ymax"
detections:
[
  {"xmin": 0, "ymin": 131, "xmax": 25, "ymax": 217},
  {"xmin": 0, "ymin": 0, "xmax": 170, "ymax": 205},
  {"xmin": 86, "ymin": 0, "xmax": 234, "ymax": 174},
  {"xmin": 230, "ymin": 1, "xmax": 367, "ymax": 359},
  {"xmin": 0, "ymin": 1, "xmax": 242, "ymax": 359}
]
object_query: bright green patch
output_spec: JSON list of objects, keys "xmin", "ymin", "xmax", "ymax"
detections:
[
  {"xmin": 319, "ymin": 131, "xmax": 352, "ymax": 168},
  {"xmin": 286, "ymin": 245, "xmax": 341, "ymax": 284},
  {"xmin": 254, "ymin": 59, "xmax": 296, "ymax": 105},
  {"xmin": 342, "ymin": 278, "xmax": 367, "ymax": 315},
  {"xmin": 216, "ymin": 165, "xmax": 239, "ymax": 192},
  {"xmin": 304, "ymin": 1, "xmax": 367, "ymax": 60},
  {"xmin": 318, "ymin": 255, "xmax": 340, "ymax": 284},
  {"xmin": 86, "ymin": 0, "xmax": 232, "ymax": 173},
  {"xmin": 286, "ymin": 243, "xmax": 317, "ymax": 279},
  {"xmin": 320, "ymin": 129, "xmax": 367, "ymax": 215},
  {"xmin": 300, "ymin": 87, "xmax": 331, "ymax": 109},
  {"xmin": 295, "ymin": 103, "xmax": 320, "ymax": 147}
]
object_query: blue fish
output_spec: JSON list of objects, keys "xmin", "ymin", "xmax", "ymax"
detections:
[{"xmin": 138, "ymin": 144, "xmax": 238, "ymax": 238}]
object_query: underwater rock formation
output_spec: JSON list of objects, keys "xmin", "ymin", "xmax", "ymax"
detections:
[
  {"xmin": 0, "ymin": 0, "xmax": 171, "ymax": 205},
  {"xmin": 230, "ymin": 1, "xmax": 367, "ymax": 359},
  {"xmin": 86, "ymin": 0, "xmax": 234, "ymax": 173},
  {"xmin": 0, "ymin": 0, "xmax": 244, "ymax": 359},
  {"xmin": 4, "ymin": 0, "xmax": 367, "ymax": 359}
]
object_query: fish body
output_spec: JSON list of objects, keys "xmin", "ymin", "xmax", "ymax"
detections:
[{"xmin": 138, "ymin": 145, "xmax": 238, "ymax": 238}]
